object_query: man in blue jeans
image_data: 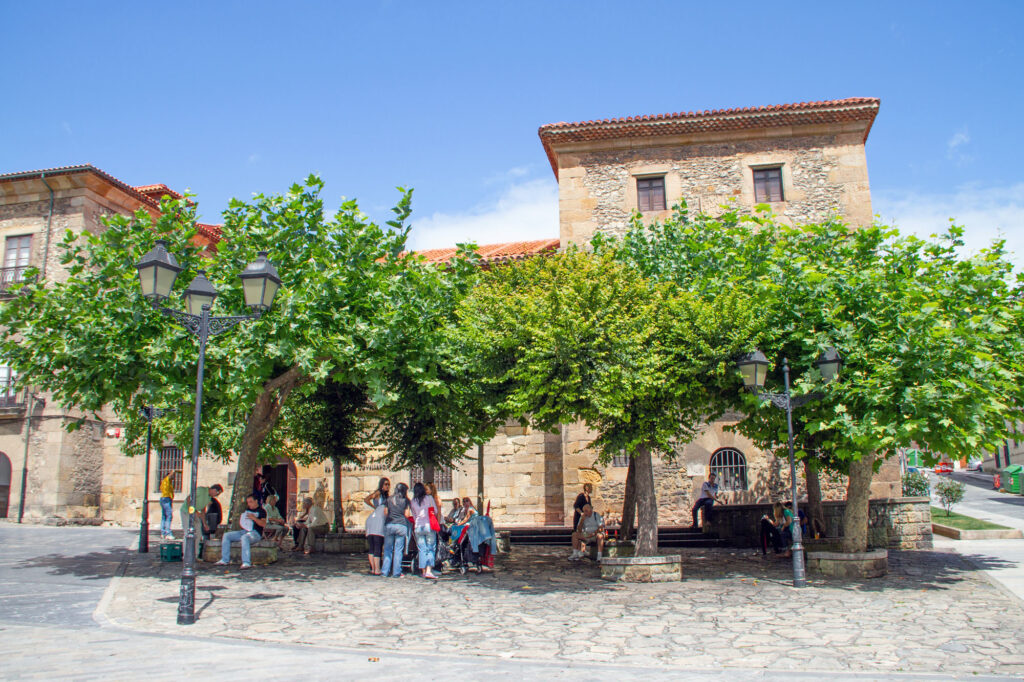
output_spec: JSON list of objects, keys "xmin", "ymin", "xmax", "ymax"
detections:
[
  {"xmin": 216, "ymin": 495, "xmax": 266, "ymax": 569},
  {"xmin": 691, "ymin": 473, "xmax": 723, "ymax": 529}
]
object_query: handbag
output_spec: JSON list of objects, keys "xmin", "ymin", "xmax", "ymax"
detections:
[{"xmin": 428, "ymin": 506, "xmax": 441, "ymax": 532}]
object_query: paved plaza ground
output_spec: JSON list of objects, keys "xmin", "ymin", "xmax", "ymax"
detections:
[
  {"xmin": 3, "ymin": 523, "xmax": 1023, "ymax": 680},
  {"xmin": 99, "ymin": 538, "xmax": 1024, "ymax": 678}
]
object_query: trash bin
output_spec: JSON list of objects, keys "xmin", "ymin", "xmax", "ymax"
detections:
[{"xmin": 1001, "ymin": 465, "xmax": 1023, "ymax": 493}]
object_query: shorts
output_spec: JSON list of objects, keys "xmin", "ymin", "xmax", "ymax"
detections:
[{"xmin": 367, "ymin": 534, "xmax": 384, "ymax": 558}]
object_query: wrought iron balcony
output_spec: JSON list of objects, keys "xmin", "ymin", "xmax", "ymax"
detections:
[
  {"xmin": 0, "ymin": 266, "xmax": 31, "ymax": 296},
  {"xmin": 0, "ymin": 379, "xmax": 23, "ymax": 408}
]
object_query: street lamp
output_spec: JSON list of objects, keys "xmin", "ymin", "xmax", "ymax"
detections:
[
  {"xmin": 138, "ymin": 405, "xmax": 167, "ymax": 554},
  {"xmin": 736, "ymin": 347, "xmax": 842, "ymax": 588},
  {"xmin": 136, "ymin": 240, "xmax": 281, "ymax": 625}
]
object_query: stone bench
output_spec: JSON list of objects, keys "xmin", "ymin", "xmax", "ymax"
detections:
[
  {"xmin": 586, "ymin": 539, "xmax": 634, "ymax": 560},
  {"xmin": 806, "ymin": 549, "xmax": 887, "ymax": 578},
  {"xmin": 202, "ymin": 538, "xmax": 279, "ymax": 565}
]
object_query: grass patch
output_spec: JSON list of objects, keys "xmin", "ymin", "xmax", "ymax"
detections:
[{"xmin": 930, "ymin": 507, "xmax": 1010, "ymax": 530}]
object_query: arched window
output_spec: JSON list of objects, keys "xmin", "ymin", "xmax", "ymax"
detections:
[{"xmin": 709, "ymin": 448, "xmax": 748, "ymax": 491}]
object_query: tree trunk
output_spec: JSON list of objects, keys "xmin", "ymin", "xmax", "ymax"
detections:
[
  {"xmin": 804, "ymin": 458, "xmax": 825, "ymax": 538},
  {"xmin": 619, "ymin": 455, "xmax": 637, "ymax": 542},
  {"xmin": 332, "ymin": 456, "xmax": 344, "ymax": 533},
  {"xmin": 634, "ymin": 446, "xmax": 658, "ymax": 556},
  {"xmin": 841, "ymin": 454, "xmax": 875, "ymax": 553},
  {"xmin": 422, "ymin": 465, "xmax": 435, "ymax": 485},
  {"xmin": 228, "ymin": 365, "xmax": 308, "ymax": 527}
]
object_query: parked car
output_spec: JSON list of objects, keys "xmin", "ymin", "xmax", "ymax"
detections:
[
  {"xmin": 967, "ymin": 458, "xmax": 983, "ymax": 472},
  {"xmin": 935, "ymin": 461, "xmax": 954, "ymax": 474}
]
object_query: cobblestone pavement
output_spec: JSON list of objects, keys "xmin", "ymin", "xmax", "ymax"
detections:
[{"xmin": 102, "ymin": 543, "xmax": 1024, "ymax": 677}]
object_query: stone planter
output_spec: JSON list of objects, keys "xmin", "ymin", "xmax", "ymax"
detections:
[
  {"xmin": 932, "ymin": 523, "xmax": 1023, "ymax": 541},
  {"xmin": 317, "ymin": 533, "xmax": 367, "ymax": 554},
  {"xmin": 806, "ymin": 549, "xmax": 887, "ymax": 578},
  {"xmin": 600, "ymin": 555, "xmax": 682, "ymax": 582}
]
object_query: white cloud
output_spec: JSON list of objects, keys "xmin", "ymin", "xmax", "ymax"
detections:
[
  {"xmin": 408, "ymin": 178, "xmax": 558, "ymax": 250},
  {"xmin": 873, "ymin": 183, "xmax": 1024, "ymax": 268},
  {"xmin": 946, "ymin": 127, "xmax": 972, "ymax": 164}
]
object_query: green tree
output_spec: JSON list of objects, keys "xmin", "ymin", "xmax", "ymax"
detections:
[
  {"xmin": 935, "ymin": 478, "xmax": 966, "ymax": 516},
  {"xmin": 603, "ymin": 204, "xmax": 1024, "ymax": 552},
  {"xmin": 0, "ymin": 176, "xmax": 480, "ymax": 524},
  {"xmin": 458, "ymin": 249, "xmax": 759, "ymax": 555}
]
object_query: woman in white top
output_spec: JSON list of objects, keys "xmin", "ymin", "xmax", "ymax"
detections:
[
  {"xmin": 408, "ymin": 482, "xmax": 439, "ymax": 579},
  {"xmin": 363, "ymin": 477, "xmax": 390, "ymax": 575}
]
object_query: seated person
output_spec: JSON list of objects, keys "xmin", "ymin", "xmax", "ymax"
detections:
[
  {"xmin": 444, "ymin": 497, "xmax": 463, "ymax": 524},
  {"xmin": 759, "ymin": 503, "xmax": 788, "ymax": 556},
  {"xmin": 568, "ymin": 504, "xmax": 605, "ymax": 562},
  {"xmin": 215, "ymin": 495, "xmax": 267, "ymax": 569},
  {"xmin": 781, "ymin": 501, "xmax": 797, "ymax": 547},
  {"xmin": 293, "ymin": 497, "xmax": 330, "ymax": 555},
  {"xmin": 262, "ymin": 494, "xmax": 289, "ymax": 545}
]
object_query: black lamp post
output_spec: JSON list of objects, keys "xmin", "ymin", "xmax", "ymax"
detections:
[
  {"xmin": 138, "ymin": 405, "xmax": 167, "ymax": 554},
  {"xmin": 736, "ymin": 347, "xmax": 842, "ymax": 588},
  {"xmin": 136, "ymin": 240, "xmax": 281, "ymax": 625}
]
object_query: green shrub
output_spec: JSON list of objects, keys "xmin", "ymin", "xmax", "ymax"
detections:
[
  {"xmin": 902, "ymin": 471, "xmax": 931, "ymax": 497},
  {"xmin": 935, "ymin": 478, "xmax": 966, "ymax": 516}
]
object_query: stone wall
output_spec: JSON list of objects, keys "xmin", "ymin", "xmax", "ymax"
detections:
[
  {"xmin": 554, "ymin": 126, "xmax": 873, "ymax": 248},
  {"xmin": 704, "ymin": 497, "xmax": 932, "ymax": 550}
]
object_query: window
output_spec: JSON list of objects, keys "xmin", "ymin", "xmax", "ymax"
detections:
[
  {"xmin": 410, "ymin": 465, "xmax": 453, "ymax": 491},
  {"xmin": 708, "ymin": 448, "xmax": 748, "ymax": 491},
  {"xmin": 1, "ymin": 235, "xmax": 31, "ymax": 292},
  {"xmin": 155, "ymin": 446, "xmax": 183, "ymax": 493},
  {"xmin": 637, "ymin": 176, "xmax": 666, "ymax": 212},
  {"xmin": 0, "ymin": 365, "xmax": 17, "ymax": 407},
  {"xmin": 753, "ymin": 167, "xmax": 784, "ymax": 203},
  {"xmin": 611, "ymin": 453, "xmax": 630, "ymax": 467}
]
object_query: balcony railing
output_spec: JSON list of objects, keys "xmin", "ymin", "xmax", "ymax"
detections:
[
  {"xmin": 0, "ymin": 378, "xmax": 23, "ymax": 408},
  {"xmin": 0, "ymin": 266, "xmax": 31, "ymax": 295}
]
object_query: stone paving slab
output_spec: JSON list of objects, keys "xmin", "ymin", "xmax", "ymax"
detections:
[{"xmin": 102, "ymin": 544, "xmax": 1024, "ymax": 677}]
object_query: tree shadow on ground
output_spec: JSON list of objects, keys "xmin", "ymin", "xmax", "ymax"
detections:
[
  {"xmin": 122, "ymin": 542, "xmax": 1017, "ymax": 600},
  {"xmin": 13, "ymin": 545, "xmax": 129, "ymax": 581}
]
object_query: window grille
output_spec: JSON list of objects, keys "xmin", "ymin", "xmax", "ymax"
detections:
[
  {"xmin": 410, "ymin": 465, "xmax": 453, "ymax": 491},
  {"xmin": 155, "ymin": 446, "xmax": 183, "ymax": 493},
  {"xmin": 611, "ymin": 453, "xmax": 630, "ymax": 467},
  {"xmin": 753, "ymin": 167, "xmax": 784, "ymax": 202},
  {"xmin": 708, "ymin": 448, "xmax": 748, "ymax": 491},
  {"xmin": 637, "ymin": 176, "xmax": 666, "ymax": 212},
  {"xmin": 0, "ymin": 366, "xmax": 18, "ymax": 407}
]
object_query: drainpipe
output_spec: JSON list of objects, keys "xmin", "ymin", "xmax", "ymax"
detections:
[
  {"xmin": 16, "ymin": 393, "xmax": 41, "ymax": 523},
  {"xmin": 39, "ymin": 173, "xmax": 54, "ymax": 281}
]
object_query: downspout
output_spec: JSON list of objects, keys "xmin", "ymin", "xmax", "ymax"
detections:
[
  {"xmin": 39, "ymin": 173, "xmax": 54, "ymax": 280},
  {"xmin": 16, "ymin": 393, "xmax": 40, "ymax": 522}
]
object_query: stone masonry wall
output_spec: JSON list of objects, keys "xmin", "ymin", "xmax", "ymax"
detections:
[{"xmin": 556, "ymin": 129, "xmax": 872, "ymax": 248}]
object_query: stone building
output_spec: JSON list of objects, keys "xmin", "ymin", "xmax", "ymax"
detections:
[{"xmin": 0, "ymin": 97, "xmax": 899, "ymax": 531}]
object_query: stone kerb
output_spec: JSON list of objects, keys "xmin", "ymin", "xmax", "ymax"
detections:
[
  {"xmin": 600, "ymin": 555, "xmax": 682, "ymax": 582},
  {"xmin": 931, "ymin": 524, "xmax": 1023, "ymax": 541},
  {"xmin": 806, "ymin": 549, "xmax": 888, "ymax": 579}
]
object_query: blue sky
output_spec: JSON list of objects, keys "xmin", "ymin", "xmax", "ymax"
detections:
[{"xmin": 1, "ymin": 1, "xmax": 1021, "ymax": 259}]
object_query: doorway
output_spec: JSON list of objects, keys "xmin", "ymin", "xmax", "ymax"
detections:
[
  {"xmin": 260, "ymin": 461, "xmax": 296, "ymax": 520},
  {"xmin": 0, "ymin": 451, "xmax": 10, "ymax": 518}
]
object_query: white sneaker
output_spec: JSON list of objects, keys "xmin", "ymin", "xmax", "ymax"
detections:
[
  {"xmin": 596, "ymin": 553, "xmax": 603, "ymax": 562},
  {"xmin": 214, "ymin": 560, "xmax": 228, "ymax": 566},
  {"xmin": 568, "ymin": 551, "xmax": 580, "ymax": 561},
  {"xmin": 240, "ymin": 563, "xmax": 252, "ymax": 570}
]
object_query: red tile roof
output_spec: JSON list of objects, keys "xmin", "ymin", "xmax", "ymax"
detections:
[
  {"xmin": 0, "ymin": 165, "xmax": 222, "ymax": 247},
  {"xmin": 538, "ymin": 97, "xmax": 881, "ymax": 178},
  {"xmin": 134, "ymin": 183, "xmax": 183, "ymax": 201},
  {"xmin": 415, "ymin": 238, "xmax": 560, "ymax": 264}
]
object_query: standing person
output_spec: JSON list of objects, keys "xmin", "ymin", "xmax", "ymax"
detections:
[
  {"xmin": 202, "ymin": 484, "xmax": 223, "ymax": 545},
  {"xmin": 159, "ymin": 472, "xmax": 175, "ymax": 540},
  {"xmin": 252, "ymin": 473, "xmax": 266, "ymax": 505},
  {"xmin": 215, "ymin": 495, "xmax": 266, "ymax": 569},
  {"xmin": 572, "ymin": 483, "xmax": 593, "ymax": 533},
  {"xmin": 409, "ymin": 482, "xmax": 439, "ymax": 580},
  {"xmin": 691, "ymin": 473, "xmax": 724, "ymax": 529},
  {"xmin": 364, "ymin": 478, "xmax": 390, "ymax": 575},
  {"xmin": 381, "ymin": 482, "xmax": 411, "ymax": 578}
]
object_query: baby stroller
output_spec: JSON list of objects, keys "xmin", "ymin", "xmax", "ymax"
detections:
[{"xmin": 443, "ymin": 522, "xmax": 480, "ymax": 574}]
